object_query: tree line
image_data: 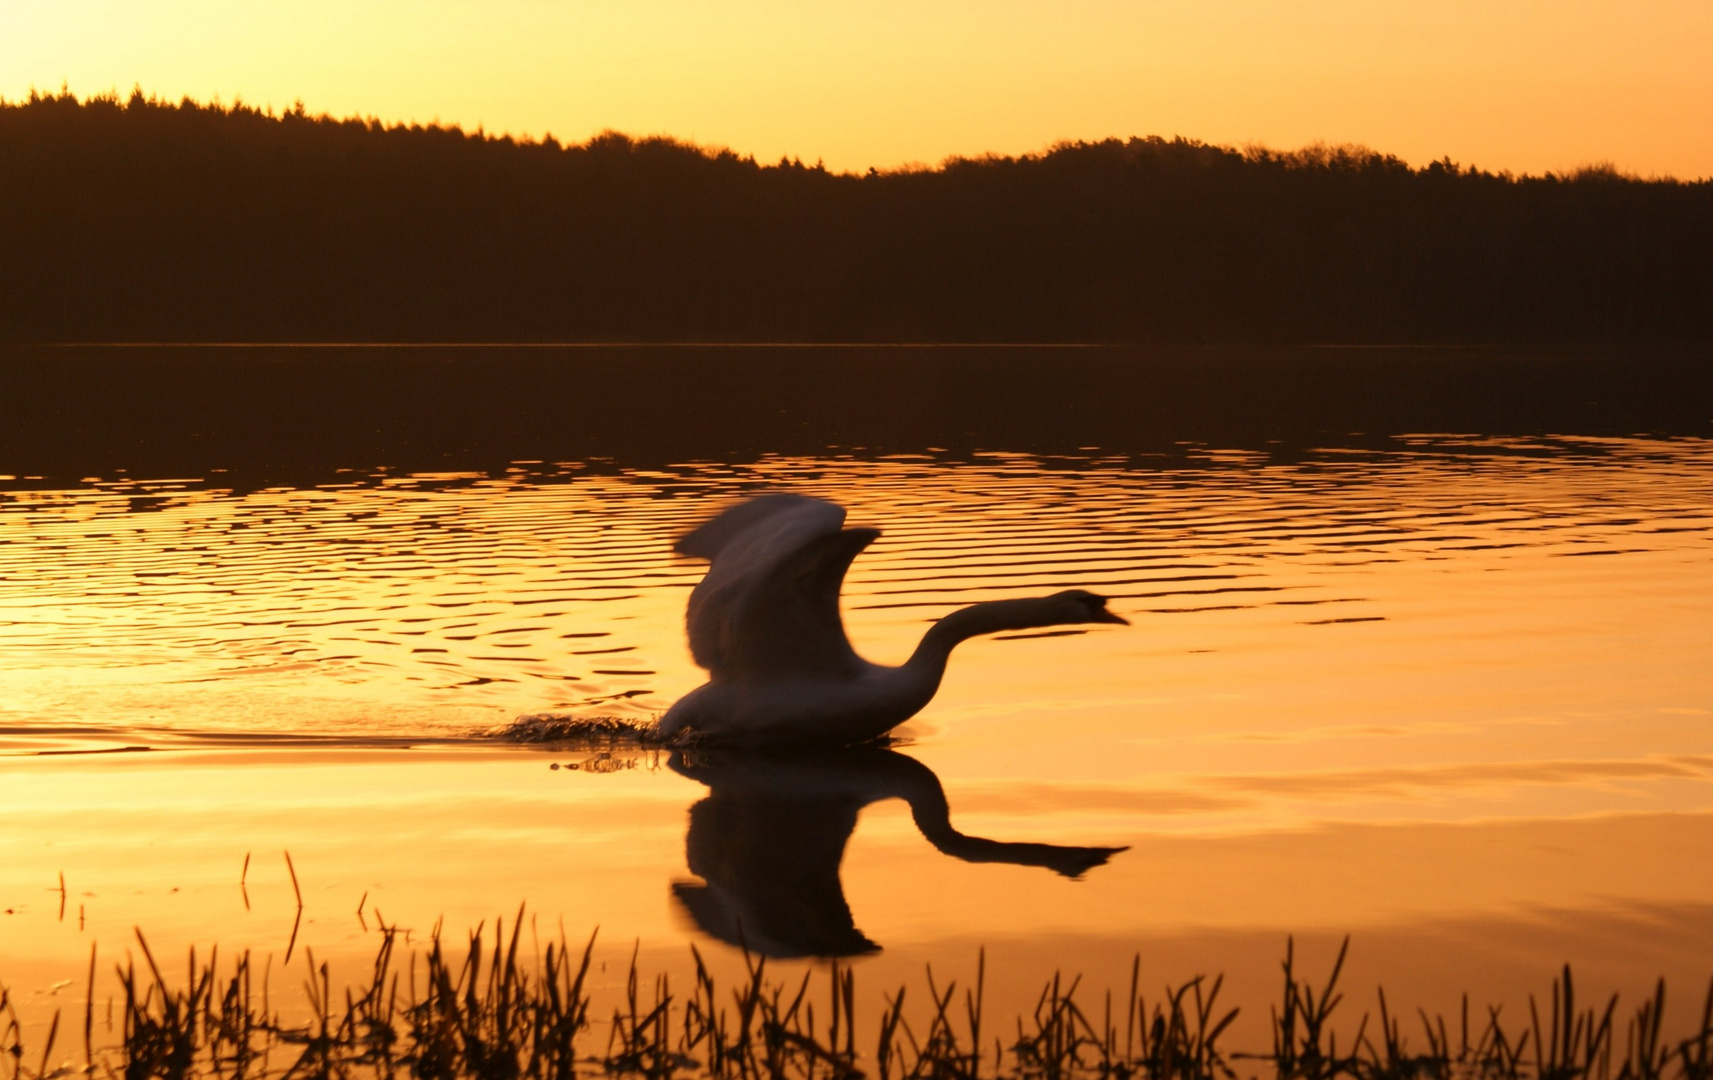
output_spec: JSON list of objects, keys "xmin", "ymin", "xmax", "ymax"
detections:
[{"xmin": 2, "ymin": 90, "xmax": 1709, "ymax": 344}]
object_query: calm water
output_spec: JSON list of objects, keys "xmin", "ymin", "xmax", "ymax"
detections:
[{"xmin": 2, "ymin": 346, "xmax": 1712, "ymax": 1049}]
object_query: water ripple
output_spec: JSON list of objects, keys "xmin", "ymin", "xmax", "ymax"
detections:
[{"xmin": 1, "ymin": 435, "xmax": 1710, "ymax": 746}]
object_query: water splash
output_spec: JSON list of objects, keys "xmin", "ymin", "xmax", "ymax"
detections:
[{"xmin": 490, "ymin": 712, "xmax": 665, "ymax": 744}]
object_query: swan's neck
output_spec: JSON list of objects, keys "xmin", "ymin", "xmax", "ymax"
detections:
[{"xmin": 905, "ymin": 597, "xmax": 1072, "ymax": 676}]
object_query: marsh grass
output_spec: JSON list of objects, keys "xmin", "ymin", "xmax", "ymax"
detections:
[{"xmin": 3, "ymin": 914, "xmax": 1710, "ymax": 1080}]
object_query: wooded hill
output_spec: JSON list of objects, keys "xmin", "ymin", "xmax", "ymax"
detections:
[{"xmin": 3, "ymin": 91, "xmax": 1709, "ymax": 344}]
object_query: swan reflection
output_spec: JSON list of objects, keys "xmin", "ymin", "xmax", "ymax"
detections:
[{"xmin": 668, "ymin": 746, "xmax": 1126, "ymax": 958}]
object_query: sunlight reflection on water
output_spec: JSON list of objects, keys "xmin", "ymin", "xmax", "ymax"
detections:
[
  {"xmin": 2, "ymin": 432, "xmax": 1712, "ymax": 1041},
  {"xmin": 3, "ymin": 435, "xmax": 1709, "ymax": 745}
]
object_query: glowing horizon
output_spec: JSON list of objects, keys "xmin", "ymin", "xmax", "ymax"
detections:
[{"xmin": 4, "ymin": 1, "xmax": 1711, "ymax": 180}]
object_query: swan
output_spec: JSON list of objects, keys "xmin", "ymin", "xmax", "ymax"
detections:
[{"xmin": 656, "ymin": 494, "xmax": 1128, "ymax": 746}]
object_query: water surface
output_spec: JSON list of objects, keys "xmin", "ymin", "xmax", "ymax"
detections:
[{"xmin": 2, "ymin": 346, "xmax": 1711, "ymax": 1049}]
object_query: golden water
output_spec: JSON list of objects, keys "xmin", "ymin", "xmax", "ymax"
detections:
[{"xmin": 2, "ymin": 434, "xmax": 1712, "ymax": 1047}]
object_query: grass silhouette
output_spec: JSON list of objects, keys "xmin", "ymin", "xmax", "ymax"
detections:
[{"xmin": 3, "ymin": 914, "xmax": 1710, "ymax": 1080}]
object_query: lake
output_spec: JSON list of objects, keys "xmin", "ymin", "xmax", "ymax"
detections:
[{"xmin": 2, "ymin": 345, "xmax": 1711, "ymax": 1066}]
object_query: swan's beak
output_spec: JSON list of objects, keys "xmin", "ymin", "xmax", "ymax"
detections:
[{"xmin": 1093, "ymin": 609, "xmax": 1130, "ymax": 625}]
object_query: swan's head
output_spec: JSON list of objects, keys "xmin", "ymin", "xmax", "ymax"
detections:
[{"xmin": 1048, "ymin": 589, "xmax": 1130, "ymax": 626}]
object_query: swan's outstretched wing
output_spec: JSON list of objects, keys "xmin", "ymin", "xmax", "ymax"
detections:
[{"xmin": 676, "ymin": 495, "xmax": 877, "ymax": 679}]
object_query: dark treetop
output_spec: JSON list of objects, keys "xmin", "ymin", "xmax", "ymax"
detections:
[{"xmin": 3, "ymin": 90, "xmax": 1711, "ymax": 344}]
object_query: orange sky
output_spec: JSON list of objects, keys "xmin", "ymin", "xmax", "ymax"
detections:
[{"xmin": 4, "ymin": 1, "xmax": 1711, "ymax": 177}]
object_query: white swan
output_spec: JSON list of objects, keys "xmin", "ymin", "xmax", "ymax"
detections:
[{"xmin": 656, "ymin": 494, "xmax": 1128, "ymax": 746}]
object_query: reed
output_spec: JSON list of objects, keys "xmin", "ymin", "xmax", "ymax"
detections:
[{"xmin": 2, "ymin": 918, "xmax": 1710, "ymax": 1080}]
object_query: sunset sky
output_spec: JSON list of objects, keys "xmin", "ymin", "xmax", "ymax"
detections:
[{"xmin": 4, "ymin": 0, "xmax": 1711, "ymax": 178}]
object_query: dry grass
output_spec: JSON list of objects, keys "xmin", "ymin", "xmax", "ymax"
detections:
[{"xmin": 2, "ymin": 914, "xmax": 1709, "ymax": 1080}]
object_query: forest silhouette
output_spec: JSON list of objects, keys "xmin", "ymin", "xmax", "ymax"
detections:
[{"xmin": 3, "ymin": 90, "xmax": 1710, "ymax": 344}]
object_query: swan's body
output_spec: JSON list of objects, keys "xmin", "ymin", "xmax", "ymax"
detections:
[{"xmin": 657, "ymin": 495, "xmax": 1127, "ymax": 746}]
